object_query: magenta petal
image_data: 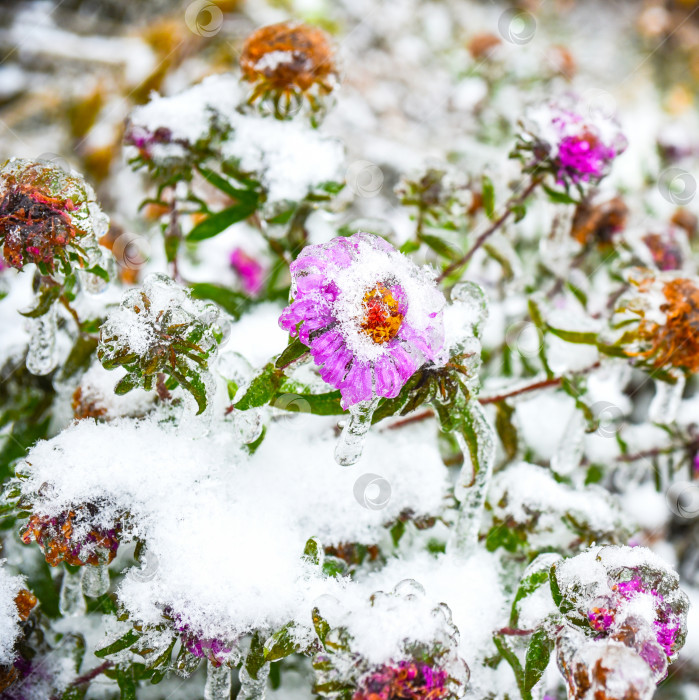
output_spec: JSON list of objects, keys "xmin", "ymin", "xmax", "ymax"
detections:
[
  {"xmin": 388, "ymin": 344, "xmax": 418, "ymax": 381},
  {"xmin": 339, "ymin": 361, "xmax": 373, "ymax": 408},
  {"xmin": 310, "ymin": 330, "xmax": 345, "ymax": 364},
  {"xmin": 319, "ymin": 347, "xmax": 352, "ymax": 387},
  {"xmin": 374, "ymin": 355, "xmax": 403, "ymax": 398}
]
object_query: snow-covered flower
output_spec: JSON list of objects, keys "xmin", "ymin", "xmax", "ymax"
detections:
[
  {"xmin": 279, "ymin": 233, "xmax": 446, "ymax": 408},
  {"xmin": 353, "ymin": 660, "xmax": 450, "ymax": 700},
  {"xmin": 0, "ymin": 158, "xmax": 108, "ymax": 276},
  {"xmin": 553, "ymin": 545, "xmax": 689, "ymax": 683},
  {"xmin": 557, "ymin": 631, "xmax": 656, "ymax": 700},
  {"xmin": 240, "ymin": 21, "xmax": 338, "ymax": 118},
  {"xmin": 515, "ymin": 97, "xmax": 627, "ymax": 189},
  {"xmin": 20, "ymin": 505, "xmax": 121, "ymax": 567},
  {"xmin": 230, "ymin": 247, "xmax": 264, "ymax": 296},
  {"xmin": 312, "ymin": 582, "xmax": 468, "ymax": 700}
]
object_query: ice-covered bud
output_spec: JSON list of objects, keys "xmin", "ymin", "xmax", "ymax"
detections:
[
  {"xmin": 20, "ymin": 505, "xmax": 121, "ymax": 567},
  {"xmin": 98, "ymin": 273, "xmax": 230, "ymax": 414},
  {"xmin": 570, "ymin": 195, "xmax": 628, "ymax": 247},
  {"xmin": 230, "ymin": 247, "xmax": 264, "ymax": 296},
  {"xmin": 0, "ymin": 157, "xmax": 108, "ymax": 277},
  {"xmin": 557, "ymin": 630, "xmax": 656, "ymax": 700},
  {"xmin": 553, "ymin": 545, "xmax": 689, "ymax": 681},
  {"xmin": 240, "ymin": 22, "xmax": 338, "ymax": 120},
  {"xmin": 514, "ymin": 96, "xmax": 627, "ymax": 190},
  {"xmin": 279, "ymin": 233, "xmax": 446, "ymax": 409},
  {"xmin": 614, "ymin": 271, "xmax": 699, "ymax": 373}
]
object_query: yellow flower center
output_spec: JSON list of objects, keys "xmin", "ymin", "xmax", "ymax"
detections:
[{"xmin": 361, "ymin": 283, "xmax": 404, "ymax": 344}]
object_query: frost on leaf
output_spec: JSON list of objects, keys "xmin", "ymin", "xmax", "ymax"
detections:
[{"xmin": 98, "ymin": 273, "xmax": 230, "ymax": 413}]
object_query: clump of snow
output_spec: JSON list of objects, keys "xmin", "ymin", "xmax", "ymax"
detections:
[
  {"xmin": 18, "ymin": 414, "xmax": 450, "ymax": 644},
  {"xmin": 0, "ymin": 562, "xmax": 25, "ymax": 666},
  {"xmin": 221, "ymin": 115, "xmax": 345, "ymax": 203},
  {"xmin": 488, "ymin": 462, "xmax": 630, "ymax": 550}
]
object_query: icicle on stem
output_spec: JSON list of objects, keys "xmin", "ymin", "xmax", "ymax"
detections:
[{"xmin": 334, "ymin": 397, "xmax": 379, "ymax": 466}]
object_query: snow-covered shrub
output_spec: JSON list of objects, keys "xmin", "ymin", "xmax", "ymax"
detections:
[{"xmin": 0, "ymin": 3, "xmax": 698, "ymax": 700}]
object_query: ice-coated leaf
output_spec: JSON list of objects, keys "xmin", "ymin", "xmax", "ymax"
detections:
[
  {"xmin": 523, "ymin": 627, "xmax": 554, "ymax": 692},
  {"xmin": 95, "ymin": 629, "xmax": 142, "ymax": 658},
  {"xmin": 510, "ymin": 553, "xmax": 561, "ymax": 627}
]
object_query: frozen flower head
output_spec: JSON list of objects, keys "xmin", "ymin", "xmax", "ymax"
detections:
[
  {"xmin": 98, "ymin": 273, "xmax": 230, "ymax": 414},
  {"xmin": 20, "ymin": 505, "xmax": 120, "ymax": 567},
  {"xmin": 240, "ymin": 21, "xmax": 338, "ymax": 119},
  {"xmin": 313, "ymin": 581, "xmax": 468, "ymax": 700},
  {"xmin": 515, "ymin": 96, "xmax": 627, "ymax": 190},
  {"xmin": 353, "ymin": 660, "xmax": 450, "ymax": 700},
  {"xmin": 557, "ymin": 631, "xmax": 656, "ymax": 700},
  {"xmin": 553, "ymin": 545, "xmax": 689, "ymax": 683},
  {"xmin": 230, "ymin": 247, "xmax": 264, "ymax": 296},
  {"xmin": 615, "ymin": 271, "xmax": 699, "ymax": 373},
  {"xmin": 0, "ymin": 157, "xmax": 108, "ymax": 276},
  {"xmin": 167, "ymin": 610, "xmax": 234, "ymax": 668},
  {"xmin": 279, "ymin": 233, "xmax": 446, "ymax": 408}
]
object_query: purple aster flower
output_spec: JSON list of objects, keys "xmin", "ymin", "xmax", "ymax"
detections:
[
  {"xmin": 279, "ymin": 233, "xmax": 446, "ymax": 409},
  {"xmin": 230, "ymin": 247, "xmax": 264, "ymax": 296},
  {"xmin": 516, "ymin": 96, "xmax": 627, "ymax": 188}
]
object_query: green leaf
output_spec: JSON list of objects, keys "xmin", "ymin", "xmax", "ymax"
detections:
[
  {"xmin": 493, "ymin": 633, "xmax": 528, "ymax": 700},
  {"xmin": 113, "ymin": 374, "xmax": 139, "ymax": 396},
  {"xmin": 264, "ymin": 623, "xmax": 301, "ymax": 661},
  {"xmin": 85, "ymin": 264, "xmax": 110, "ymax": 282},
  {"xmin": 95, "ymin": 629, "xmax": 142, "ymax": 658},
  {"xmin": 115, "ymin": 665, "xmax": 137, "ymax": 700},
  {"xmin": 271, "ymin": 390, "xmax": 344, "ymax": 416},
  {"xmin": 19, "ymin": 285, "xmax": 61, "ymax": 318},
  {"xmin": 303, "ymin": 537, "xmax": 322, "ymax": 565},
  {"xmin": 549, "ymin": 563, "xmax": 564, "ymax": 609},
  {"xmin": 542, "ymin": 185, "xmax": 578, "ymax": 205},
  {"xmin": 524, "ymin": 627, "xmax": 555, "ymax": 693},
  {"xmin": 275, "ymin": 337, "xmax": 309, "ymax": 369},
  {"xmin": 495, "ymin": 402, "xmax": 518, "ymax": 461},
  {"xmin": 546, "ymin": 325, "xmax": 598, "ymax": 346},
  {"xmin": 189, "ymin": 282, "xmax": 249, "ymax": 320},
  {"xmin": 60, "ymin": 335, "xmax": 98, "ymax": 381},
  {"xmin": 312, "ymin": 607, "xmax": 331, "ymax": 646},
  {"xmin": 399, "ymin": 240, "xmax": 420, "ymax": 254},
  {"xmin": 418, "ymin": 233, "xmax": 460, "ymax": 260},
  {"xmin": 245, "ymin": 632, "xmax": 267, "ymax": 681},
  {"xmin": 482, "ymin": 174, "xmax": 496, "ymax": 219},
  {"xmin": 235, "ymin": 364, "xmax": 284, "ymax": 411},
  {"xmin": 510, "ymin": 553, "xmax": 560, "ymax": 628},
  {"xmin": 62, "ymin": 686, "xmax": 88, "ymax": 700},
  {"xmin": 197, "ymin": 166, "xmax": 254, "ymax": 201},
  {"xmin": 187, "ymin": 200, "xmax": 258, "ymax": 242}
]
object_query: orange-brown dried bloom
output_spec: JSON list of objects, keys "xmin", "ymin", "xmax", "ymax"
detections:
[
  {"xmin": 632, "ymin": 277, "xmax": 699, "ymax": 372},
  {"xmin": 240, "ymin": 22, "xmax": 338, "ymax": 117},
  {"xmin": 71, "ymin": 386, "xmax": 109, "ymax": 421},
  {"xmin": 571, "ymin": 196, "xmax": 628, "ymax": 246},
  {"xmin": 21, "ymin": 507, "xmax": 120, "ymax": 567},
  {"xmin": 14, "ymin": 589, "xmax": 37, "ymax": 622}
]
